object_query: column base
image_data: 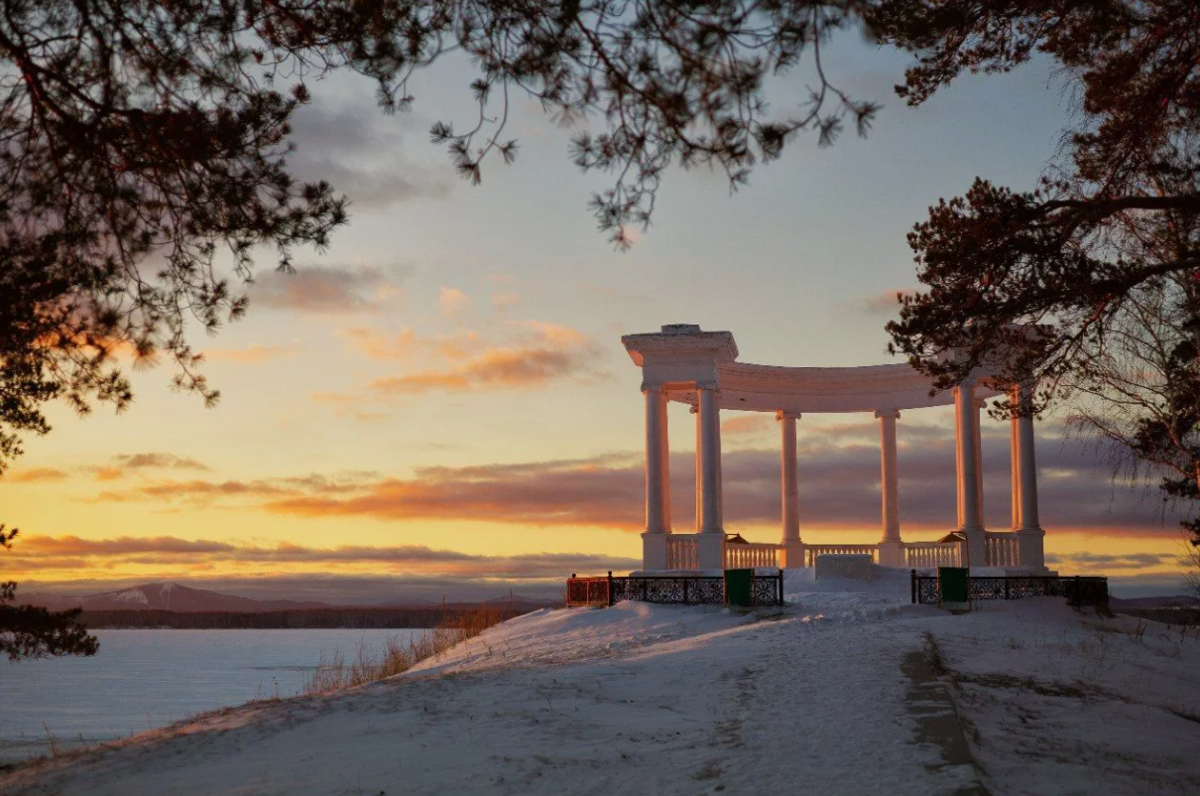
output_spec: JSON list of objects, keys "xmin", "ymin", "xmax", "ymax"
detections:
[
  {"xmin": 964, "ymin": 527, "xmax": 987, "ymax": 569},
  {"xmin": 1017, "ymin": 527, "xmax": 1046, "ymax": 572},
  {"xmin": 878, "ymin": 539, "xmax": 904, "ymax": 568},
  {"xmin": 642, "ymin": 532, "xmax": 668, "ymax": 571},
  {"xmin": 779, "ymin": 540, "xmax": 806, "ymax": 569},
  {"xmin": 697, "ymin": 533, "xmax": 725, "ymax": 570}
]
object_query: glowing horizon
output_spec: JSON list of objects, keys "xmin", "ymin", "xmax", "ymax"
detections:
[{"xmin": 2, "ymin": 44, "xmax": 1192, "ymax": 601}]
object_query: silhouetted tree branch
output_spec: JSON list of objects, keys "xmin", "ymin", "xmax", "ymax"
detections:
[
  {"xmin": 0, "ymin": 526, "xmax": 100, "ymax": 661},
  {"xmin": 0, "ymin": 0, "xmax": 880, "ymax": 473},
  {"xmin": 875, "ymin": 0, "xmax": 1200, "ymax": 540}
]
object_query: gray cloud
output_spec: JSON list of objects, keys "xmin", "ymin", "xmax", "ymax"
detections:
[
  {"xmin": 858, "ymin": 289, "xmax": 918, "ymax": 315},
  {"xmin": 11, "ymin": 538, "xmax": 639, "ymax": 604},
  {"xmin": 115, "ymin": 453, "xmax": 210, "ymax": 471},
  {"xmin": 251, "ymin": 263, "xmax": 405, "ymax": 314},
  {"xmin": 80, "ymin": 421, "xmax": 1192, "ymax": 539},
  {"xmin": 288, "ymin": 101, "xmax": 453, "ymax": 208}
]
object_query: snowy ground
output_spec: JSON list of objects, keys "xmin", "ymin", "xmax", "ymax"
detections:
[{"xmin": 4, "ymin": 569, "xmax": 1199, "ymax": 796}]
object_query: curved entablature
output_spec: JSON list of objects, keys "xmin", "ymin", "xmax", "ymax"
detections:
[
  {"xmin": 622, "ymin": 324, "xmax": 1001, "ymax": 415},
  {"xmin": 675, "ymin": 362, "xmax": 1001, "ymax": 413}
]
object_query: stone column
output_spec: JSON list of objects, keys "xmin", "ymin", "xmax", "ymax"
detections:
[
  {"xmin": 697, "ymin": 385, "xmax": 723, "ymax": 533},
  {"xmin": 954, "ymin": 394, "xmax": 964, "ymax": 529},
  {"xmin": 641, "ymin": 384, "xmax": 670, "ymax": 569},
  {"xmin": 876, "ymin": 409, "xmax": 904, "ymax": 567},
  {"xmin": 973, "ymin": 398, "xmax": 986, "ymax": 522},
  {"xmin": 696, "ymin": 384, "xmax": 725, "ymax": 569},
  {"xmin": 1014, "ymin": 384, "xmax": 1046, "ymax": 571},
  {"xmin": 954, "ymin": 382, "xmax": 986, "ymax": 568},
  {"xmin": 1010, "ymin": 410, "xmax": 1021, "ymax": 530},
  {"xmin": 777, "ymin": 411, "xmax": 804, "ymax": 568},
  {"xmin": 691, "ymin": 405, "xmax": 702, "ymax": 532}
]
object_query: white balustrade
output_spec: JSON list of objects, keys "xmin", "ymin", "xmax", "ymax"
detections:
[
  {"xmin": 666, "ymin": 535, "xmax": 699, "ymax": 570},
  {"xmin": 724, "ymin": 543, "xmax": 780, "ymax": 569},
  {"xmin": 804, "ymin": 545, "xmax": 878, "ymax": 567},
  {"xmin": 984, "ymin": 533, "xmax": 1020, "ymax": 568},
  {"xmin": 903, "ymin": 542, "xmax": 963, "ymax": 569}
]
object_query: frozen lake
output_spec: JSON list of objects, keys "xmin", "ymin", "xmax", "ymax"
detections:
[{"xmin": 0, "ymin": 628, "xmax": 428, "ymax": 765}]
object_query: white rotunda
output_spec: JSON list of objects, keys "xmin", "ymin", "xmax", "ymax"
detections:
[{"xmin": 622, "ymin": 324, "xmax": 1046, "ymax": 574}]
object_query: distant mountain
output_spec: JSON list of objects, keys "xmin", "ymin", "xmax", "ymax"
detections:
[{"xmin": 18, "ymin": 582, "xmax": 336, "ymax": 613}]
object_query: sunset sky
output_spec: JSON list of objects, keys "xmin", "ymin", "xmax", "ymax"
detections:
[{"xmin": 3, "ymin": 37, "xmax": 1191, "ymax": 601}]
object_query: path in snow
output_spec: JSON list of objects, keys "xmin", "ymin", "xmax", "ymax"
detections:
[{"xmin": 4, "ymin": 590, "xmax": 984, "ymax": 796}]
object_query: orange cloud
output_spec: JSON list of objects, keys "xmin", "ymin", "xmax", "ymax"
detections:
[
  {"xmin": 6, "ymin": 534, "xmax": 639, "ymax": 583},
  {"xmin": 203, "ymin": 344, "xmax": 296, "ymax": 364},
  {"xmin": 342, "ymin": 327, "xmax": 483, "ymax": 362},
  {"xmin": 7, "ymin": 467, "xmax": 70, "ymax": 483},
  {"xmin": 439, "ymin": 286, "xmax": 470, "ymax": 317},
  {"xmin": 92, "ymin": 467, "xmax": 124, "ymax": 482},
  {"xmin": 78, "ymin": 425, "xmax": 1194, "ymax": 544},
  {"xmin": 367, "ymin": 322, "xmax": 605, "ymax": 394},
  {"xmin": 722, "ymin": 415, "xmax": 774, "ymax": 436},
  {"xmin": 492, "ymin": 291, "xmax": 521, "ymax": 311}
]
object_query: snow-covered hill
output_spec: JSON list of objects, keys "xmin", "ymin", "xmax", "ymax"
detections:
[{"xmin": 5, "ymin": 571, "xmax": 1199, "ymax": 796}]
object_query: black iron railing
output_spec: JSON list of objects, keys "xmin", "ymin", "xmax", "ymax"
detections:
[
  {"xmin": 566, "ymin": 571, "xmax": 784, "ymax": 608},
  {"xmin": 910, "ymin": 571, "xmax": 1109, "ymax": 607}
]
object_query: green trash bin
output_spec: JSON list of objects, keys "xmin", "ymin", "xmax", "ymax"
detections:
[
  {"xmin": 725, "ymin": 568, "xmax": 754, "ymax": 607},
  {"xmin": 938, "ymin": 566, "xmax": 970, "ymax": 610}
]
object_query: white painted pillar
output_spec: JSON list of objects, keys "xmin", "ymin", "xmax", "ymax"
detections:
[
  {"xmin": 697, "ymin": 385, "xmax": 723, "ymax": 533},
  {"xmin": 876, "ymin": 409, "xmax": 904, "ymax": 567},
  {"xmin": 973, "ymin": 398, "xmax": 985, "ymax": 522},
  {"xmin": 778, "ymin": 412, "xmax": 800, "ymax": 543},
  {"xmin": 877, "ymin": 409, "xmax": 901, "ymax": 542},
  {"xmin": 1010, "ymin": 410, "xmax": 1021, "ymax": 530},
  {"xmin": 691, "ymin": 405, "xmax": 702, "ymax": 532},
  {"xmin": 1014, "ymin": 384, "xmax": 1046, "ymax": 570},
  {"xmin": 777, "ymin": 411, "xmax": 805, "ymax": 568},
  {"xmin": 955, "ymin": 382, "xmax": 986, "ymax": 567},
  {"xmin": 660, "ymin": 394, "xmax": 672, "ymax": 531},
  {"xmin": 714, "ymin": 400, "xmax": 725, "ymax": 529},
  {"xmin": 954, "ymin": 395, "xmax": 964, "ymax": 529},
  {"xmin": 695, "ymin": 385, "xmax": 725, "ymax": 570},
  {"xmin": 643, "ymin": 385, "xmax": 670, "ymax": 533},
  {"xmin": 641, "ymin": 384, "xmax": 670, "ymax": 569}
]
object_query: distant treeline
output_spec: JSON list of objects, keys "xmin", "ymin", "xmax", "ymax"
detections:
[{"xmin": 79, "ymin": 606, "xmax": 547, "ymax": 629}]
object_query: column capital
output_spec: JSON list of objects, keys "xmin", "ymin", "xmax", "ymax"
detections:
[
  {"xmin": 775, "ymin": 410, "xmax": 801, "ymax": 422},
  {"xmin": 641, "ymin": 382, "xmax": 666, "ymax": 394},
  {"xmin": 695, "ymin": 380, "xmax": 719, "ymax": 391},
  {"xmin": 874, "ymin": 408, "xmax": 901, "ymax": 420}
]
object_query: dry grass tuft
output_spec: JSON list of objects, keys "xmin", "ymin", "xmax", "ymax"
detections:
[{"xmin": 304, "ymin": 606, "xmax": 512, "ymax": 694}]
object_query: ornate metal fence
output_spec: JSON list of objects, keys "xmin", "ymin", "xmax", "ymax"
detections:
[
  {"xmin": 566, "ymin": 571, "xmax": 784, "ymax": 607},
  {"xmin": 566, "ymin": 576, "xmax": 611, "ymax": 607},
  {"xmin": 910, "ymin": 571, "xmax": 1109, "ymax": 607}
]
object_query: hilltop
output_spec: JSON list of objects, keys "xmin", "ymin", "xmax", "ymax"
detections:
[{"xmin": 4, "ymin": 571, "xmax": 1199, "ymax": 795}]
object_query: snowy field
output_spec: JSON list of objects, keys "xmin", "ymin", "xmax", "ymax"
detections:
[{"xmin": 4, "ymin": 569, "xmax": 1199, "ymax": 796}]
